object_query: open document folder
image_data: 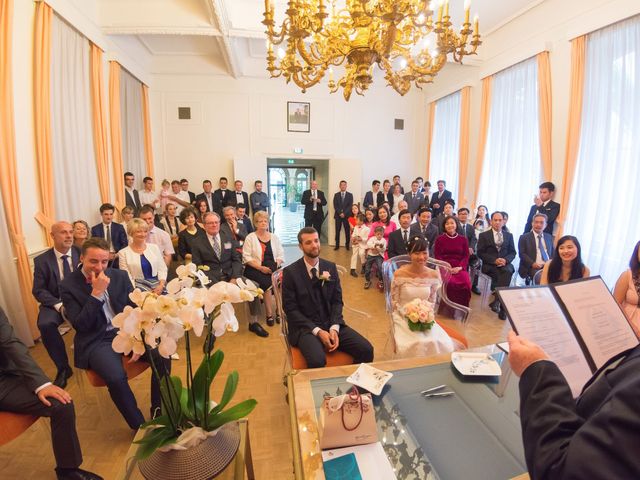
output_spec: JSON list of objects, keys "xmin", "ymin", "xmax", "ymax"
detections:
[
  {"xmin": 322, "ymin": 442, "xmax": 396, "ymax": 480},
  {"xmin": 497, "ymin": 276, "xmax": 639, "ymax": 397}
]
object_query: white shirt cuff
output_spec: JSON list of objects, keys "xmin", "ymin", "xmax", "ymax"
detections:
[
  {"xmin": 312, "ymin": 327, "xmax": 321, "ymax": 336},
  {"xmin": 35, "ymin": 382, "xmax": 52, "ymax": 394},
  {"xmin": 54, "ymin": 302, "xmax": 63, "ymax": 312},
  {"xmin": 330, "ymin": 324, "xmax": 340, "ymax": 333}
]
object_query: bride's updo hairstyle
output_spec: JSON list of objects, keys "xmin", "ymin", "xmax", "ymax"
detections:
[{"xmin": 408, "ymin": 236, "xmax": 429, "ymax": 254}]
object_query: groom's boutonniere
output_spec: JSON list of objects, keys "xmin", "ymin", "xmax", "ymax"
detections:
[{"xmin": 318, "ymin": 271, "xmax": 331, "ymax": 285}]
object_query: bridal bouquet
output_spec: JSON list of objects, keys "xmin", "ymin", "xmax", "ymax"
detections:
[
  {"xmin": 401, "ymin": 298, "xmax": 435, "ymax": 332},
  {"xmin": 111, "ymin": 263, "xmax": 262, "ymax": 459}
]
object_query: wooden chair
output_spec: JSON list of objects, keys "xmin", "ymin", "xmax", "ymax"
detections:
[
  {"xmin": 382, "ymin": 255, "xmax": 469, "ymax": 356},
  {"xmin": 84, "ymin": 356, "xmax": 150, "ymax": 387},
  {"xmin": 0, "ymin": 412, "xmax": 39, "ymax": 446},
  {"xmin": 272, "ymin": 269, "xmax": 354, "ymax": 374}
]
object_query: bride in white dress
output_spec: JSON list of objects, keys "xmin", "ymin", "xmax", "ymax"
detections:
[{"xmin": 390, "ymin": 236, "xmax": 455, "ymax": 358}]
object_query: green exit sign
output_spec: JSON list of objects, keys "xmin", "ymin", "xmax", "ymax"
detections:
[{"xmin": 287, "ymin": 159, "xmax": 295, "ymax": 164}]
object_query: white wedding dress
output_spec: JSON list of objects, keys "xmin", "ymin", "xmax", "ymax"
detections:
[{"xmin": 391, "ymin": 276, "xmax": 455, "ymax": 359}]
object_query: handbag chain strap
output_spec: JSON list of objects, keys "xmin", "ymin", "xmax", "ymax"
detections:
[{"xmin": 341, "ymin": 387, "xmax": 365, "ymax": 431}]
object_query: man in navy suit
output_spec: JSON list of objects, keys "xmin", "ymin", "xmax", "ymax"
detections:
[
  {"xmin": 32, "ymin": 222, "xmax": 81, "ymax": 388},
  {"xmin": 518, "ymin": 213, "xmax": 554, "ymax": 283},
  {"xmin": 476, "ymin": 211, "xmax": 516, "ymax": 320},
  {"xmin": 403, "ymin": 180, "xmax": 425, "ymax": 215},
  {"xmin": 124, "ymin": 172, "xmax": 142, "ymax": 215},
  {"xmin": 363, "ymin": 180, "xmax": 384, "ymax": 211},
  {"xmin": 213, "ymin": 177, "xmax": 234, "ymax": 216},
  {"xmin": 508, "ymin": 331, "xmax": 640, "ymax": 479},
  {"xmin": 282, "ymin": 227, "xmax": 373, "ymax": 368},
  {"xmin": 90, "ymin": 203, "xmax": 127, "ymax": 267},
  {"xmin": 60, "ymin": 238, "xmax": 170, "ymax": 429},
  {"xmin": 387, "ymin": 210, "xmax": 414, "ymax": 259},
  {"xmin": 523, "ymin": 182, "xmax": 560, "ymax": 236},
  {"xmin": 429, "ymin": 180, "xmax": 453, "ymax": 217},
  {"xmin": 332, "ymin": 180, "xmax": 353, "ymax": 250}
]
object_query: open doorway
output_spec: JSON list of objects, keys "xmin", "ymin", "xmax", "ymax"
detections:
[{"xmin": 267, "ymin": 158, "xmax": 329, "ymax": 244}]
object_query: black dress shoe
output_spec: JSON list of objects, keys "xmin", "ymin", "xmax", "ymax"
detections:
[
  {"xmin": 334, "ymin": 246, "xmax": 340, "ymax": 250},
  {"xmin": 56, "ymin": 467, "xmax": 103, "ymax": 480},
  {"xmin": 248, "ymin": 322, "xmax": 269, "ymax": 338},
  {"xmin": 350, "ymin": 269, "xmax": 358, "ymax": 277},
  {"xmin": 471, "ymin": 286, "xmax": 481, "ymax": 295},
  {"xmin": 53, "ymin": 366, "xmax": 73, "ymax": 389},
  {"xmin": 275, "ymin": 314, "xmax": 281, "ymax": 324},
  {"xmin": 498, "ymin": 309, "xmax": 507, "ymax": 320},
  {"xmin": 489, "ymin": 299, "xmax": 500, "ymax": 313}
]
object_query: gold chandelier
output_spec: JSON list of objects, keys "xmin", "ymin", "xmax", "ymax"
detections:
[{"xmin": 263, "ymin": 0, "xmax": 481, "ymax": 100}]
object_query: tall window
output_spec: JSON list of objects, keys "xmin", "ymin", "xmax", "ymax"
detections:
[
  {"xmin": 476, "ymin": 57, "xmax": 541, "ymax": 233},
  {"xmin": 120, "ymin": 69, "xmax": 146, "ymax": 181},
  {"xmin": 564, "ymin": 15, "xmax": 640, "ymax": 287},
  {"xmin": 429, "ymin": 91, "xmax": 461, "ymax": 202}
]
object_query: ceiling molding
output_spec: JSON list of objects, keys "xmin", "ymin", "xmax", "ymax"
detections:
[
  {"xmin": 228, "ymin": 28, "xmax": 266, "ymax": 40},
  {"xmin": 102, "ymin": 26, "xmax": 221, "ymax": 36},
  {"xmin": 137, "ymin": 35, "xmax": 219, "ymax": 57},
  {"xmin": 208, "ymin": 0, "xmax": 240, "ymax": 78},
  {"xmin": 482, "ymin": 0, "xmax": 546, "ymax": 37}
]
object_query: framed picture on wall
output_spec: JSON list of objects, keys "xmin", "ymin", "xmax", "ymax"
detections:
[{"xmin": 287, "ymin": 101, "xmax": 310, "ymax": 132}]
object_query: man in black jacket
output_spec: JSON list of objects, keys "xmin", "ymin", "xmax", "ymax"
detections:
[
  {"xmin": 301, "ymin": 180, "xmax": 327, "ymax": 234},
  {"xmin": 0, "ymin": 308, "xmax": 102, "ymax": 480},
  {"xmin": 332, "ymin": 180, "xmax": 353, "ymax": 250},
  {"xmin": 124, "ymin": 172, "xmax": 142, "ymax": 215},
  {"xmin": 387, "ymin": 210, "xmax": 414, "ymax": 259},
  {"xmin": 523, "ymin": 181, "xmax": 560, "ymax": 235},
  {"xmin": 429, "ymin": 180, "xmax": 453, "ymax": 217},
  {"xmin": 508, "ymin": 331, "xmax": 640, "ymax": 480}
]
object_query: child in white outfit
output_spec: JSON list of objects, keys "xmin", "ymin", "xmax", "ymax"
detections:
[
  {"xmin": 350, "ymin": 214, "xmax": 370, "ymax": 276},
  {"xmin": 364, "ymin": 226, "xmax": 387, "ymax": 289}
]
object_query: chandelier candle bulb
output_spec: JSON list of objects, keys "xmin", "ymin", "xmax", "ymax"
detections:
[
  {"xmin": 474, "ymin": 14, "xmax": 479, "ymax": 35},
  {"xmin": 444, "ymin": 0, "xmax": 449, "ymax": 18},
  {"xmin": 464, "ymin": 0, "xmax": 470, "ymax": 24}
]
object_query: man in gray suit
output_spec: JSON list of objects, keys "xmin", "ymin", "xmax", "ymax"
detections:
[
  {"xmin": 0, "ymin": 308, "xmax": 101, "ymax": 480},
  {"xmin": 403, "ymin": 180, "xmax": 424, "ymax": 215},
  {"xmin": 518, "ymin": 213, "xmax": 554, "ymax": 283}
]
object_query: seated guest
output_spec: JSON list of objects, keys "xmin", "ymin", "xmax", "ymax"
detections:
[
  {"xmin": 60, "ymin": 238, "xmax": 170, "ymax": 429},
  {"xmin": 32, "ymin": 222, "xmax": 80, "ymax": 388},
  {"xmin": 139, "ymin": 205, "xmax": 174, "ymax": 267},
  {"xmin": 0, "ymin": 308, "xmax": 102, "ymax": 480},
  {"xmin": 429, "ymin": 180, "xmax": 453, "ymax": 217},
  {"xmin": 391, "ymin": 184, "xmax": 404, "ymax": 214},
  {"xmin": 242, "ymin": 211, "xmax": 285, "ymax": 327},
  {"xmin": 282, "ymin": 227, "xmax": 374, "ymax": 368},
  {"xmin": 236, "ymin": 203, "xmax": 253, "ymax": 234},
  {"xmin": 392, "ymin": 175, "xmax": 404, "ymax": 195},
  {"xmin": 507, "ymin": 330, "xmax": 640, "ymax": 479},
  {"xmin": 501, "ymin": 211, "xmax": 510, "ymax": 233},
  {"xmin": 518, "ymin": 213, "xmax": 553, "ymax": 283},
  {"xmin": 363, "ymin": 208, "xmax": 375, "ymax": 229},
  {"xmin": 350, "ymin": 213, "xmax": 370, "ymax": 277},
  {"xmin": 363, "ymin": 180, "xmax": 384, "ymax": 210},
  {"xmin": 434, "ymin": 199, "xmax": 460, "ymax": 233},
  {"xmin": 364, "ymin": 226, "xmax": 387, "ymax": 289},
  {"xmin": 194, "ymin": 199, "xmax": 208, "ymax": 227},
  {"xmin": 614, "ymin": 241, "xmax": 640, "ymax": 335},
  {"xmin": 473, "ymin": 204, "xmax": 490, "ymax": 231},
  {"xmin": 390, "ymin": 237, "xmax": 455, "ymax": 358},
  {"xmin": 118, "ymin": 219, "xmax": 167, "ymax": 295},
  {"xmin": 523, "ymin": 181, "xmax": 560, "ymax": 235},
  {"xmin": 121, "ymin": 206, "xmax": 135, "ymax": 225},
  {"xmin": 91, "ymin": 203, "xmax": 127, "ymax": 267},
  {"xmin": 177, "ymin": 208, "xmax": 204, "ymax": 260},
  {"xmin": 477, "ymin": 211, "xmax": 516, "ymax": 320},
  {"xmin": 159, "ymin": 203, "xmax": 182, "ymax": 244},
  {"xmin": 348, "ymin": 204, "xmax": 361, "ymax": 231},
  {"xmin": 72, "ymin": 220, "xmax": 89, "ymax": 250},
  {"xmin": 221, "ymin": 206, "xmax": 248, "ymax": 248},
  {"xmin": 457, "ymin": 208, "xmax": 476, "ymax": 254},
  {"xmin": 410, "ymin": 207, "xmax": 438, "ymax": 255},
  {"xmin": 403, "ymin": 180, "xmax": 424, "ymax": 215},
  {"xmin": 390, "ymin": 200, "xmax": 410, "ymax": 227},
  {"xmin": 434, "ymin": 216, "xmax": 471, "ymax": 309},
  {"xmin": 540, "ymin": 235, "xmax": 590, "ymax": 285},
  {"xmin": 387, "ymin": 209, "xmax": 414, "ymax": 259}
]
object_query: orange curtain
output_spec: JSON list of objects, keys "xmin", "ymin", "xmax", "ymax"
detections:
[
  {"xmin": 33, "ymin": 1, "xmax": 55, "ymax": 245},
  {"xmin": 109, "ymin": 61, "xmax": 125, "ymax": 210},
  {"xmin": 425, "ymin": 101, "xmax": 436, "ymax": 179},
  {"xmin": 537, "ymin": 51, "xmax": 553, "ymax": 181},
  {"xmin": 458, "ymin": 86, "xmax": 471, "ymax": 207},
  {"xmin": 141, "ymin": 84, "xmax": 155, "ymax": 179},
  {"xmin": 90, "ymin": 44, "xmax": 110, "ymax": 203},
  {"xmin": 1, "ymin": 0, "xmax": 39, "ymax": 338},
  {"xmin": 557, "ymin": 36, "xmax": 586, "ymax": 237},
  {"xmin": 472, "ymin": 76, "xmax": 493, "ymax": 209}
]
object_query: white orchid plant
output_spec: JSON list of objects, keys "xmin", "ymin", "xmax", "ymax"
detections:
[{"xmin": 110, "ymin": 263, "xmax": 263, "ymax": 459}]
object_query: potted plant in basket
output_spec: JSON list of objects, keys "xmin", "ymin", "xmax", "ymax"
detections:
[{"xmin": 111, "ymin": 263, "xmax": 261, "ymax": 479}]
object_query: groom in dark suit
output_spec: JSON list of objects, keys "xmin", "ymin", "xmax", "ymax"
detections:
[
  {"xmin": 60, "ymin": 238, "xmax": 170, "ymax": 429},
  {"xmin": 32, "ymin": 221, "xmax": 80, "ymax": 388},
  {"xmin": 332, "ymin": 180, "xmax": 353, "ymax": 250},
  {"xmin": 282, "ymin": 227, "xmax": 373, "ymax": 368}
]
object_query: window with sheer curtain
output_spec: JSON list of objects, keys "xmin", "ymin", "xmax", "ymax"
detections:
[
  {"xmin": 429, "ymin": 91, "xmax": 461, "ymax": 202},
  {"xmin": 50, "ymin": 14, "xmax": 101, "ymax": 225},
  {"xmin": 120, "ymin": 69, "xmax": 146, "ymax": 183},
  {"xmin": 564, "ymin": 15, "xmax": 640, "ymax": 287},
  {"xmin": 476, "ymin": 57, "xmax": 541, "ymax": 234}
]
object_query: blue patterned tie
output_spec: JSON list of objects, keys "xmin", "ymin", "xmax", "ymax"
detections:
[{"xmin": 538, "ymin": 234, "xmax": 549, "ymax": 262}]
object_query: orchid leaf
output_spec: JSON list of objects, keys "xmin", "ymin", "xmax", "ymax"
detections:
[
  {"xmin": 209, "ymin": 371, "xmax": 238, "ymax": 416},
  {"xmin": 207, "ymin": 399, "xmax": 257, "ymax": 430}
]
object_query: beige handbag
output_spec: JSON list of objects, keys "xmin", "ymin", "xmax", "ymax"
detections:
[{"xmin": 318, "ymin": 387, "xmax": 378, "ymax": 449}]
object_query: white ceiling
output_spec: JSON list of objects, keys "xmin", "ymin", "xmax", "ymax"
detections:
[{"xmin": 97, "ymin": 0, "xmax": 545, "ymax": 77}]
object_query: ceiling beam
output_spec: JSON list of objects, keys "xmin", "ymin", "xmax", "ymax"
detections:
[
  {"xmin": 206, "ymin": 0, "xmax": 240, "ymax": 78},
  {"xmin": 102, "ymin": 26, "xmax": 221, "ymax": 36}
]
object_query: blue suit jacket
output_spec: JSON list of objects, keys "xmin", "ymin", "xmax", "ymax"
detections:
[
  {"xmin": 59, "ymin": 268, "xmax": 133, "ymax": 369},
  {"xmin": 32, "ymin": 246, "xmax": 81, "ymax": 308},
  {"xmin": 90, "ymin": 222, "xmax": 128, "ymax": 252}
]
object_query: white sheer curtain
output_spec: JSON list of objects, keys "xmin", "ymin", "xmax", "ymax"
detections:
[
  {"xmin": 50, "ymin": 14, "xmax": 101, "ymax": 224},
  {"xmin": 477, "ymin": 57, "xmax": 541, "ymax": 234},
  {"xmin": 429, "ymin": 91, "xmax": 461, "ymax": 202},
  {"xmin": 120, "ymin": 69, "xmax": 146, "ymax": 181},
  {"xmin": 564, "ymin": 16, "xmax": 640, "ymax": 287}
]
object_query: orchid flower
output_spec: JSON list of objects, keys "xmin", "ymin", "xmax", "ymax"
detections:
[
  {"xmin": 205, "ymin": 282, "xmax": 242, "ymax": 314},
  {"xmin": 112, "ymin": 330, "xmax": 146, "ymax": 356},
  {"xmin": 211, "ymin": 302, "xmax": 239, "ymax": 337}
]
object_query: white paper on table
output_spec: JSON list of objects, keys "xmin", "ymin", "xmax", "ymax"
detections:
[
  {"xmin": 322, "ymin": 442, "xmax": 397, "ymax": 480},
  {"xmin": 499, "ymin": 287, "xmax": 592, "ymax": 397},
  {"xmin": 554, "ymin": 277, "xmax": 639, "ymax": 368},
  {"xmin": 496, "ymin": 341, "xmax": 510, "ymax": 353}
]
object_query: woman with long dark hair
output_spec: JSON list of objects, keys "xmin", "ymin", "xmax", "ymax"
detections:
[
  {"xmin": 434, "ymin": 216, "xmax": 471, "ymax": 308},
  {"xmin": 474, "ymin": 205, "xmax": 490, "ymax": 231},
  {"xmin": 613, "ymin": 240, "xmax": 640, "ymax": 334},
  {"xmin": 540, "ymin": 235, "xmax": 590, "ymax": 285}
]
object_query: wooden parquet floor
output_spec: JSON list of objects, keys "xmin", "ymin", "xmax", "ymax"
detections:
[{"xmin": 0, "ymin": 247, "xmax": 510, "ymax": 479}]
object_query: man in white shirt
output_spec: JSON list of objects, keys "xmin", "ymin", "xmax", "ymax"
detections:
[
  {"xmin": 168, "ymin": 180, "xmax": 191, "ymax": 215},
  {"xmin": 390, "ymin": 200, "xmax": 416, "ymax": 227},
  {"xmin": 518, "ymin": 213, "xmax": 554, "ymax": 283},
  {"xmin": 139, "ymin": 205, "xmax": 175, "ymax": 266},
  {"xmin": 138, "ymin": 176, "xmax": 159, "ymax": 210}
]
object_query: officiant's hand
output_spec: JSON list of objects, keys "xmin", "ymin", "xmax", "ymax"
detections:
[
  {"xmin": 328, "ymin": 329, "xmax": 339, "ymax": 352},
  {"xmin": 507, "ymin": 331, "xmax": 549, "ymax": 376}
]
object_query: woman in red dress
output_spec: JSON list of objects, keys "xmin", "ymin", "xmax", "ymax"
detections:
[{"xmin": 434, "ymin": 215, "xmax": 471, "ymax": 308}]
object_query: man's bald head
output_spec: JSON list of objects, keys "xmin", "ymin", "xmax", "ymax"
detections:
[{"xmin": 50, "ymin": 221, "xmax": 74, "ymax": 252}]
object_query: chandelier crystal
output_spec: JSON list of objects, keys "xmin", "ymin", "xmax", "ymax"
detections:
[{"xmin": 263, "ymin": 0, "xmax": 482, "ymax": 100}]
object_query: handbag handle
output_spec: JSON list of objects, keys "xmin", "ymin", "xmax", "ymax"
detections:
[{"xmin": 341, "ymin": 387, "xmax": 365, "ymax": 431}]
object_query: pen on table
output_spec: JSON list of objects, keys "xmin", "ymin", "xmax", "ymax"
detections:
[
  {"xmin": 423, "ymin": 391, "xmax": 455, "ymax": 398},
  {"xmin": 420, "ymin": 384, "xmax": 447, "ymax": 395}
]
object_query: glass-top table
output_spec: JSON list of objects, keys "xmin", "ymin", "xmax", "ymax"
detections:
[{"xmin": 287, "ymin": 346, "xmax": 529, "ymax": 480}]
